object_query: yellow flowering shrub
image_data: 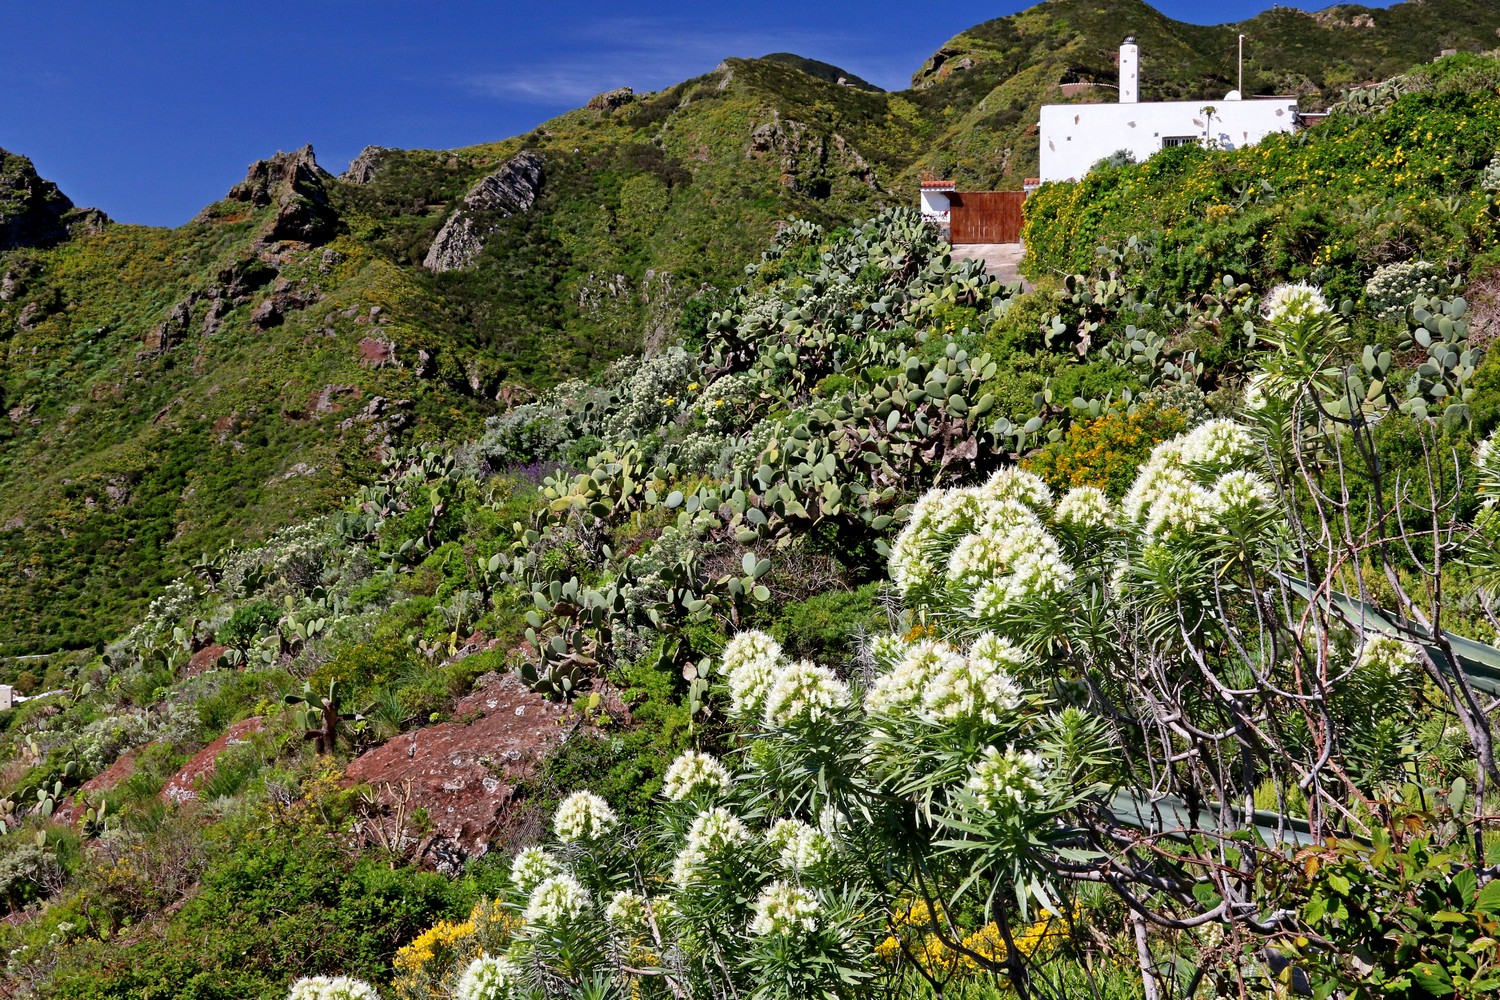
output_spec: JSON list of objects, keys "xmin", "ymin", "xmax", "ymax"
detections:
[
  {"xmin": 875, "ymin": 898, "xmax": 1074, "ymax": 979},
  {"xmin": 392, "ymin": 898, "xmax": 518, "ymax": 1000},
  {"xmin": 1024, "ymin": 405, "xmax": 1188, "ymax": 498}
]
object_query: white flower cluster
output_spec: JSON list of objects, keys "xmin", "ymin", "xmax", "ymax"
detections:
[
  {"xmin": 892, "ymin": 471, "xmax": 1074, "ymax": 620},
  {"xmin": 1120, "ymin": 421, "xmax": 1266, "ymax": 540},
  {"xmin": 123, "ymin": 578, "xmax": 202, "ymax": 651},
  {"xmin": 1212, "ymin": 470, "xmax": 1278, "ymax": 526},
  {"xmin": 721, "ymin": 630, "xmax": 850, "ymax": 727},
  {"xmin": 287, "ymin": 977, "xmax": 380, "ymax": 1000},
  {"xmin": 510, "ymin": 846, "xmax": 560, "ymax": 894},
  {"xmin": 1354, "ymin": 634, "xmax": 1419, "ymax": 679},
  {"xmin": 605, "ymin": 889, "xmax": 648, "ymax": 931},
  {"xmin": 765, "ymin": 818, "xmax": 833, "ymax": 871},
  {"xmin": 764, "ymin": 660, "xmax": 850, "ymax": 727},
  {"xmin": 864, "ymin": 635, "xmax": 1026, "ymax": 726},
  {"xmin": 553, "ymin": 791, "xmax": 618, "ymax": 843},
  {"xmin": 1177, "ymin": 419, "xmax": 1258, "ymax": 468},
  {"xmin": 600, "ymin": 348, "xmax": 700, "ymax": 444},
  {"xmin": 455, "ymin": 955, "xmax": 521, "ymax": 1000},
  {"xmin": 1243, "ymin": 371, "xmax": 1272, "ymax": 411},
  {"xmin": 889, "ymin": 488, "xmax": 993, "ymax": 597},
  {"xmin": 965, "ymin": 745, "xmax": 1051, "ymax": 813},
  {"xmin": 1262, "ymin": 282, "xmax": 1330, "ymax": 325},
  {"xmin": 1365, "ymin": 260, "xmax": 1445, "ymax": 318},
  {"xmin": 661, "ymin": 750, "xmax": 733, "ymax": 801},
  {"xmin": 868, "ymin": 633, "xmax": 906, "ymax": 669},
  {"xmin": 722, "ymin": 630, "xmax": 784, "ymax": 719},
  {"xmin": 1054, "ymin": 486, "xmax": 1113, "ymax": 531},
  {"xmin": 748, "ymin": 881, "xmax": 820, "ymax": 937},
  {"xmin": 671, "ymin": 806, "xmax": 752, "ymax": 886},
  {"xmin": 983, "ymin": 467, "xmax": 1055, "ymax": 510},
  {"xmin": 524, "ymin": 873, "xmax": 590, "ymax": 926},
  {"xmin": 697, "ymin": 371, "xmax": 762, "ymax": 433},
  {"xmin": 952, "ymin": 502, "xmax": 1075, "ymax": 618}
]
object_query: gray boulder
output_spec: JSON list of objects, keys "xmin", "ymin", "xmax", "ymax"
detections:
[
  {"xmin": 423, "ymin": 151, "xmax": 544, "ymax": 272},
  {"xmin": 342, "ymin": 146, "xmax": 391, "ymax": 185},
  {"xmin": 587, "ymin": 87, "xmax": 635, "ymax": 111}
]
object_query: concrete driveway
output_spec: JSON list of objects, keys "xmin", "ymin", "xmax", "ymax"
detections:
[{"xmin": 953, "ymin": 242, "xmax": 1029, "ymax": 290}]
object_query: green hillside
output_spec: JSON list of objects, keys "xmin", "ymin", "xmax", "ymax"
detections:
[
  {"xmin": 2, "ymin": 0, "xmax": 1497, "ymax": 660},
  {"xmin": 0, "ymin": 59, "xmax": 923, "ymax": 656},
  {"xmin": 1, "ymin": 4, "xmax": 1500, "ymax": 996},
  {"xmin": 904, "ymin": 0, "xmax": 1500, "ymax": 188}
]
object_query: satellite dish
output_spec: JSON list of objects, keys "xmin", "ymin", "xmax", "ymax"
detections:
[{"xmin": 1225, "ymin": 89, "xmax": 1243, "ymax": 101}]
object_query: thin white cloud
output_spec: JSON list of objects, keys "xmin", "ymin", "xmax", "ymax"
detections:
[{"xmin": 453, "ymin": 15, "xmax": 914, "ymax": 107}]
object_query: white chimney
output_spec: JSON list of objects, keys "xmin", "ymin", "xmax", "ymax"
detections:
[{"xmin": 1120, "ymin": 35, "xmax": 1139, "ymax": 104}]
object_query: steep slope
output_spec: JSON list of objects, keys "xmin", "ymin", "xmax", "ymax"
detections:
[
  {"xmin": 1, "ymin": 0, "xmax": 1495, "ymax": 658},
  {"xmin": 0, "ymin": 58, "xmax": 924, "ymax": 657}
]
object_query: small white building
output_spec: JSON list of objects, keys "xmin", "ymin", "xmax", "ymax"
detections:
[
  {"xmin": 919, "ymin": 179, "xmax": 955, "ymax": 221},
  {"xmin": 1039, "ymin": 36, "xmax": 1299, "ymax": 183}
]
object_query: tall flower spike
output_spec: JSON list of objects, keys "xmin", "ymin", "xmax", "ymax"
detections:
[
  {"xmin": 455, "ymin": 955, "xmax": 521, "ymax": 1000},
  {"xmin": 748, "ymin": 881, "xmax": 820, "ymax": 937},
  {"xmin": 661, "ymin": 750, "xmax": 733, "ymax": 801},
  {"xmin": 524, "ymin": 874, "xmax": 590, "ymax": 926},
  {"xmin": 763, "ymin": 660, "xmax": 849, "ymax": 727},
  {"xmin": 553, "ymin": 791, "xmax": 618, "ymax": 843},
  {"xmin": 511, "ymin": 846, "xmax": 560, "ymax": 893},
  {"xmin": 1262, "ymin": 281, "xmax": 1330, "ymax": 324}
]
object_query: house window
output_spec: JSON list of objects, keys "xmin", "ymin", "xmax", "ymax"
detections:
[{"xmin": 1161, "ymin": 136, "xmax": 1198, "ymax": 149}]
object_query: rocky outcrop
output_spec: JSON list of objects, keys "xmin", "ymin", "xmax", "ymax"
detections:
[
  {"xmin": 587, "ymin": 87, "xmax": 635, "ymax": 111},
  {"xmin": 911, "ymin": 46, "xmax": 977, "ymax": 91},
  {"xmin": 143, "ymin": 256, "xmax": 311, "ymax": 352},
  {"xmin": 342, "ymin": 145, "xmax": 391, "ymax": 184},
  {"xmin": 161, "ymin": 717, "xmax": 264, "ymax": 803},
  {"xmin": 343, "ymin": 671, "xmax": 571, "ymax": 859},
  {"xmin": 423, "ymin": 151, "xmax": 544, "ymax": 272},
  {"xmin": 747, "ymin": 115, "xmax": 880, "ymax": 197},
  {"xmin": 0, "ymin": 147, "xmax": 111, "ymax": 250},
  {"xmin": 225, "ymin": 144, "xmax": 338, "ymax": 245}
]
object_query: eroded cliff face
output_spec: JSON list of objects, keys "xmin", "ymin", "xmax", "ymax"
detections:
[
  {"xmin": 222, "ymin": 144, "xmax": 339, "ymax": 245},
  {"xmin": 0, "ymin": 148, "xmax": 109, "ymax": 251},
  {"xmin": 423, "ymin": 150, "xmax": 545, "ymax": 272}
]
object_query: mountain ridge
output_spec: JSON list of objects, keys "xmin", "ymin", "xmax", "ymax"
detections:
[{"xmin": 2, "ymin": 0, "xmax": 1498, "ymax": 655}]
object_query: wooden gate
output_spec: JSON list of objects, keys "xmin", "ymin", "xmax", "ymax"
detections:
[{"xmin": 948, "ymin": 191, "xmax": 1026, "ymax": 244}]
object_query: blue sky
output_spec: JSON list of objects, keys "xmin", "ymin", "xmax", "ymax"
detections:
[{"xmin": 1, "ymin": 2, "xmax": 1392, "ymax": 226}]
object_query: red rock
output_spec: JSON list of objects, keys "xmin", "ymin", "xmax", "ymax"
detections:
[
  {"xmin": 161, "ymin": 717, "xmax": 264, "ymax": 803},
  {"xmin": 357, "ymin": 337, "xmax": 394, "ymax": 366},
  {"xmin": 55, "ymin": 745, "xmax": 147, "ymax": 823},
  {"xmin": 184, "ymin": 643, "xmax": 231, "ymax": 678},
  {"xmin": 344, "ymin": 672, "xmax": 571, "ymax": 858}
]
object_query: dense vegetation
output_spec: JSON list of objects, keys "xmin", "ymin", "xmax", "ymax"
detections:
[
  {"xmin": 4, "ymin": 0, "xmax": 1499, "ymax": 663},
  {"xmin": 3, "ymin": 4, "xmax": 1500, "ymax": 999},
  {"xmin": 1023, "ymin": 53, "xmax": 1500, "ymax": 304}
]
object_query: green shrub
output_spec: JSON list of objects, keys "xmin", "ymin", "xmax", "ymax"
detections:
[
  {"xmin": 772, "ymin": 584, "xmax": 886, "ymax": 666},
  {"xmin": 217, "ymin": 601, "xmax": 279, "ymax": 652},
  {"xmin": 47, "ymin": 825, "xmax": 469, "ymax": 1000},
  {"xmin": 1023, "ymin": 405, "xmax": 1188, "ymax": 498}
]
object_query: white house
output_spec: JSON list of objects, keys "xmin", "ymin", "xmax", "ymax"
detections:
[
  {"xmin": 1038, "ymin": 36, "xmax": 1300, "ymax": 183},
  {"xmin": 919, "ymin": 179, "xmax": 955, "ymax": 221}
]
